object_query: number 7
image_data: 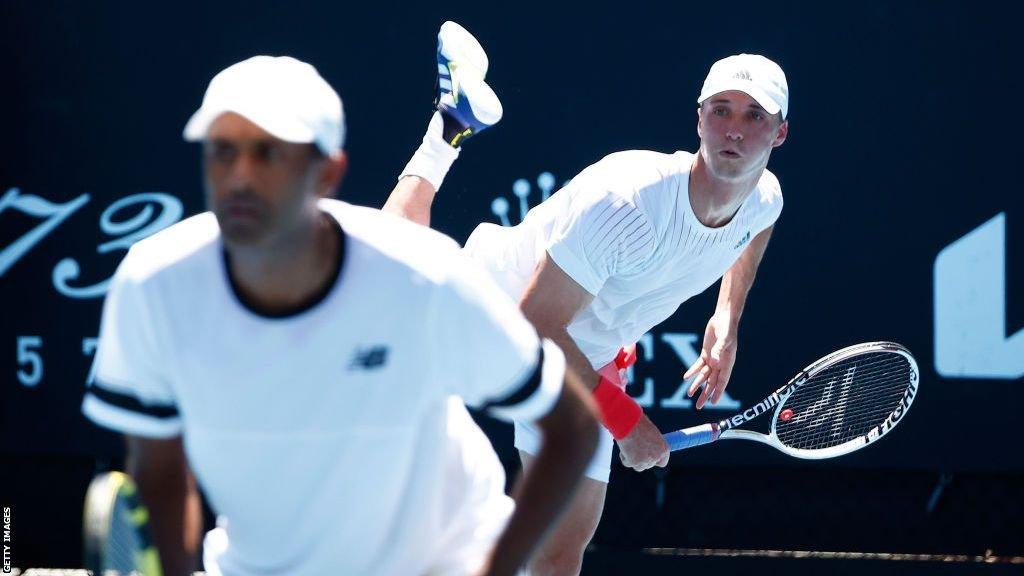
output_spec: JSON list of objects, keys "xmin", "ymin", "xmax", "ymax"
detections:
[{"xmin": 0, "ymin": 188, "xmax": 91, "ymax": 277}]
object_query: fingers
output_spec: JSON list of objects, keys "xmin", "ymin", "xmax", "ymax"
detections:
[
  {"xmin": 656, "ymin": 451, "xmax": 670, "ymax": 468},
  {"xmin": 619, "ymin": 449, "xmax": 665, "ymax": 472},
  {"xmin": 711, "ymin": 363, "xmax": 733, "ymax": 405},
  {"xmin": 683, "ymin": 354, "xmax": 704, "ymax": 380},
  {"xmin": 620, "ymin": 453, "xmax": 652, "ymax": 472},
  {"xmin": 625, "ymin": 453, "xmax": 669, "ymax": 471},
  {"xmin": 696, "ymin": 360, "xmax": 720, "ymax": 405},
  {"xmin": 687, "ymin": 364, "xmax": 710, "ymax": 397},
  {"xmin": 695, "ymin": 374, "xmax": 711, "ymax": 409},
  {"xmin": 695, "ymin": 365, "xmax": 720, "ymax": 409}
]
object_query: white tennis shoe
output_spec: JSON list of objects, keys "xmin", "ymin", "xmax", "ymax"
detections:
[{"xmin": 435, "ymin": 21, "xmax": 503, "ymax": 147}]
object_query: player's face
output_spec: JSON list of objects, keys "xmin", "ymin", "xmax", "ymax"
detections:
[
  {"xmin": 203, "ymin": 112, "xmax": 337, "ymax": 247},
  {"xmin": 697, "ymin": 90, "xmax": 788, "ymax": 181}
]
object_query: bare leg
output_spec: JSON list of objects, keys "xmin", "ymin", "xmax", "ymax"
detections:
[
  {"xmin": 519, "ymin": 450, "xmax": 606, "ymax": 576},
  {"xmin": 382, "ymin": 175, "xmax": 438, "ymax": 227},
  {"xmin": 384, "ymin": 111, "xmax": 459, "ymax": 228}
]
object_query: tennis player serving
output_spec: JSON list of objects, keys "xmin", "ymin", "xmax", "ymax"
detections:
[
  {"xmin": 82, "ymin": 55, "xmax": 600, "ymax": 576},
  {"xmin": 385, "ymin": 22, "xmax": 789, "ymax": 575}
]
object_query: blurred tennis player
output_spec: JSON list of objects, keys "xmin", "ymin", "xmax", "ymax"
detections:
[
  {"xmin": 386, "ymin": 23, "xmax": 788, "ymax": 575},
  {"xmin": 82, "ymin": 54, "xmax": 599, "ymax": 576}
]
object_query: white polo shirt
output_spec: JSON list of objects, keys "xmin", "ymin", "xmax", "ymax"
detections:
[
  {"xmin": 465, "ymin": 150, "xmax": 783, "ymax": 367},
  {"xmin": 82, "ymin": 199, "xmax": 565, "ymax": 576}
]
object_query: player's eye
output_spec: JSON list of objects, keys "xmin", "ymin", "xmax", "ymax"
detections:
[
  {"xmin": 713, "ymin": 107, "xmax": 728, "ymax": 117},
  {"xmin": 253, "ymin": 142, "xmax": 283, "ymax": 163},
  {"xmin": 206, "ymin": 142, "xmax": 237, "ymax": 164},
  {"xmin": 750, "ymin": 111, "xmax": 765, "ymax": 121}
]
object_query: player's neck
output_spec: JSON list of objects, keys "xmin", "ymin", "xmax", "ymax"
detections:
[
  {"xmin": 688, "ymin": 153, "xmax": 763, "ymax": 228},
  {"xmin": 225, "ymin": 211, "xmax": 341, "ymax": 315}
]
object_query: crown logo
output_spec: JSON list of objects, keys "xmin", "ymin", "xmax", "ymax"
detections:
[{"xmin": 489, "ymin": 171, "xmax": 568, "ymax": 227}]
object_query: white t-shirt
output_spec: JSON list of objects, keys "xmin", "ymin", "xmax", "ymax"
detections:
[
  {"xmin": 82, "ymin": 199, "xmax": 565, "ymax": 576},
  {"xmin": 465, "ymin": 150, "xmax": 783, "ymax": 367}
]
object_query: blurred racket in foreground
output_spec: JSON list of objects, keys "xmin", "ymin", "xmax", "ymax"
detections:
[
  {"xmin": 665, "ymin": 341, "xmax": 919, "ymax": 459},
  {"xmin": 83, "ymin": 470, "xmax": 162, "ymax": 575}
]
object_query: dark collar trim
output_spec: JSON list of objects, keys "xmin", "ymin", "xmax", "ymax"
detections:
[{"xmin": 222, "ymin": 212, "xmax": 346, "ymax": 320}]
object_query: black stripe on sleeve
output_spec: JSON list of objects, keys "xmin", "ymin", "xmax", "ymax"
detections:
[
  {"xmin": 480, "ymin": 346, "xmax": 544, "ymax": 411},
  {"xmin": 87, "ymin": 382, "xmax": 179, "ymax": 419}
]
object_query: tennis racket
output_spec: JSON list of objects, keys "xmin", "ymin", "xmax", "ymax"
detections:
[
  {"xmin": 83, "ymin": 471, "xmax": 162, "ymax": 576},
  {"xmin": 664, "ymin": 341, "xmax": 919, "ymax": 459}
]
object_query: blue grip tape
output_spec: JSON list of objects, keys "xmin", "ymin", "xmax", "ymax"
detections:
[{"xmin": 664, "ymin": 423, "xmax": 719, "ymax": 451}]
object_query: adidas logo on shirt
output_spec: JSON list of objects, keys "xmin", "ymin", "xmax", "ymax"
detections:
[
  {"xmin": 734, "ymin": 231, "xmax": 751, "ymax": 250},
  {"xmin": 349, "ymin": 346, "xmax": 389, "ymax": 370}
]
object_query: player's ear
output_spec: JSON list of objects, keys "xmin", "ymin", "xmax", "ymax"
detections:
[
  {"xmin": 317, "ymin": 151, "xmax": 347, "ymax": 198},
  {"xmin": 772, "ymin": 119, "xmax": 789, "ymax": 148},
  {"xmin": 696, "ymin": 105, "xmax": 704, "ymax": 139}
]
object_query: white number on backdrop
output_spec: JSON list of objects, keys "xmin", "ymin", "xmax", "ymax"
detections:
[
  {"xmin": 0, "ymin": 188, "xmax": 91, "ymax": 278},
  {"xmin": 16, "ymin": 335, "xmax": 43, "ymax": 387},
  {"xmin": 53, "ymin": 193, "xmax": 184, "ymax": 299}
]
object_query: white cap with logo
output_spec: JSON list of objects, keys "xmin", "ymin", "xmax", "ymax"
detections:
[
  {"xmin": 697, "ymin": 54, "xmax": 789, "ymax": 120},
  {"xmin": 183, "ymin": 55, "xmax": 345, "ymax": 155}
]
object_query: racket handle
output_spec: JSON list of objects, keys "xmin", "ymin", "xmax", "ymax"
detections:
[{"xmin": 664, "ymin": 423, "xmax": 720, "ymax": 452}]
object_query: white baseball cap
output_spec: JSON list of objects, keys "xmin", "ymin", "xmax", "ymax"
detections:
[
  {"xmin": 697, "ymin": 54, "xmax": 789, "ymax": 120},
  {"xmin": 183, "ymin": 55, "xmax": 345, "ymax": 155}
]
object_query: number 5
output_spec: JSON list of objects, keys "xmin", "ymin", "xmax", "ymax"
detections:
[{"xmin": 16, "ymin": 336, "xmax": 43, "ymax": 387}]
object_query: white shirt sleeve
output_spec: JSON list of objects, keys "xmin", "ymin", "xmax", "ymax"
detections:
[
  {"xmin": 431, "ymin": 252, "xmax": 564, "ymax": 423},
  {"xmin": 755, "ymin": 169, "xmax": 785, "ymax": 232},
  {"xmin": 81, "ymin": 251, "xmax": 182, "ymax": 438},
  {"xmin": 545, "ymin": 185, "xmax": 656, "ymax": 295}
]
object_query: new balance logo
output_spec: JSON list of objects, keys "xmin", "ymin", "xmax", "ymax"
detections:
[
  {"xmin": 734, "ymin": 231, "xmax": 751, "ymax": 250},
  {"xmin": 349, "ymin": 346, "xmax": 389, "ymax": 370}
]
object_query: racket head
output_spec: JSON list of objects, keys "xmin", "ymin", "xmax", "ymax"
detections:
[
  {"xmin": 83, "ymin": 471, "xmax": 163, "ymax": 576},
  {"xmin": 767, "ymin": 342, "xmax": 919, "ymax": 459}
]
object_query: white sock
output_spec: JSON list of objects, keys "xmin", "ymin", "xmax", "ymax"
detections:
[{"xmin": 398, "ymin": 111, "xmax": 459, "ymax": 192}]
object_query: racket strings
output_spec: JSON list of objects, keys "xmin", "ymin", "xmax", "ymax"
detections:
[
  {"xmin": 785, "ymin": 369, "xmax": 909, "ymax": 426},
  {"xmin": 105, "ymin": 494, "xmax": 146, "ymax": 574},
  {"xmin": 783, "ymin": 356, "xmax": 909, "ymax": 414},
  {"xmin": 783, "ymin": 366, "xmax": 909, "ymax": 433},
  {"xmin": 780, "ymin": 361, "xmax": 910, "ymax": 448},
  {"xmin": 774, "ymin": 353, "xmax": 912, "ymax": 451}
]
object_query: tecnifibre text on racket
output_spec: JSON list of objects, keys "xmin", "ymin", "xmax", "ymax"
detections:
[
  {"xmin": 664, "ymin": 342, "xmax": 918, "ymax": 459},
  {"xmin": 83, "ymin": 470, "xmax": 162, "ymax": 576}
]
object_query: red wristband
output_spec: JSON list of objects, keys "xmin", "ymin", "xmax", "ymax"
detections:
[{"xmin": 593, "ymin": 377, "xmax": 642, "ymax": 440}]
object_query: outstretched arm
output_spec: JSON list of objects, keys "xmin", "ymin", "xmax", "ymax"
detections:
[
  {"xmin": 520, "ymin": 254, "xmax": 669, "ymax": 472},
  {"xmin": 686, "ymin": 225, "xmax": 775, "ymax": 408}
]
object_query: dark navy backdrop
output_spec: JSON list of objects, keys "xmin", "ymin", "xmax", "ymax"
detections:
[{"xmin": 3, "ymin": 0, "xmax": 1022, "ymax": 476}]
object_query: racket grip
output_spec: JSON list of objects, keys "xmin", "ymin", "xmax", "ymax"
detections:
[{"xmin": 663, "ymin": 423, "xmax": 720, "ymax": 452}]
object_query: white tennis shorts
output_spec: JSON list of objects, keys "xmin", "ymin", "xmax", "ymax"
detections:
[{"xmin": 463, "ymin": 223, "xmax": 617, "ymax": 483}]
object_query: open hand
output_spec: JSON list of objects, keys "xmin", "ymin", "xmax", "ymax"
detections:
[{"xmin": 684, "ymin": 315, "xmax": 738, "ymax": 409}]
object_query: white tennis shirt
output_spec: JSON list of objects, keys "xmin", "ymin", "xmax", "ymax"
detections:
[
  {"xmin": 465, "ymin": 150, "xmax": 783, "ymax": 367},
  {"xmin": 82, "ymin": 199, "xmax": 565, "ymax": 575}
]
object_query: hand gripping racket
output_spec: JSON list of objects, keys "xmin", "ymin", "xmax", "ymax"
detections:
[
  {"xmin": 664, "ymin": 342, "xmax": 919, "ymax": 459},
  {"xmin": 83, "ymin": 471, "xmax": 163, "ymax": 576}
]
